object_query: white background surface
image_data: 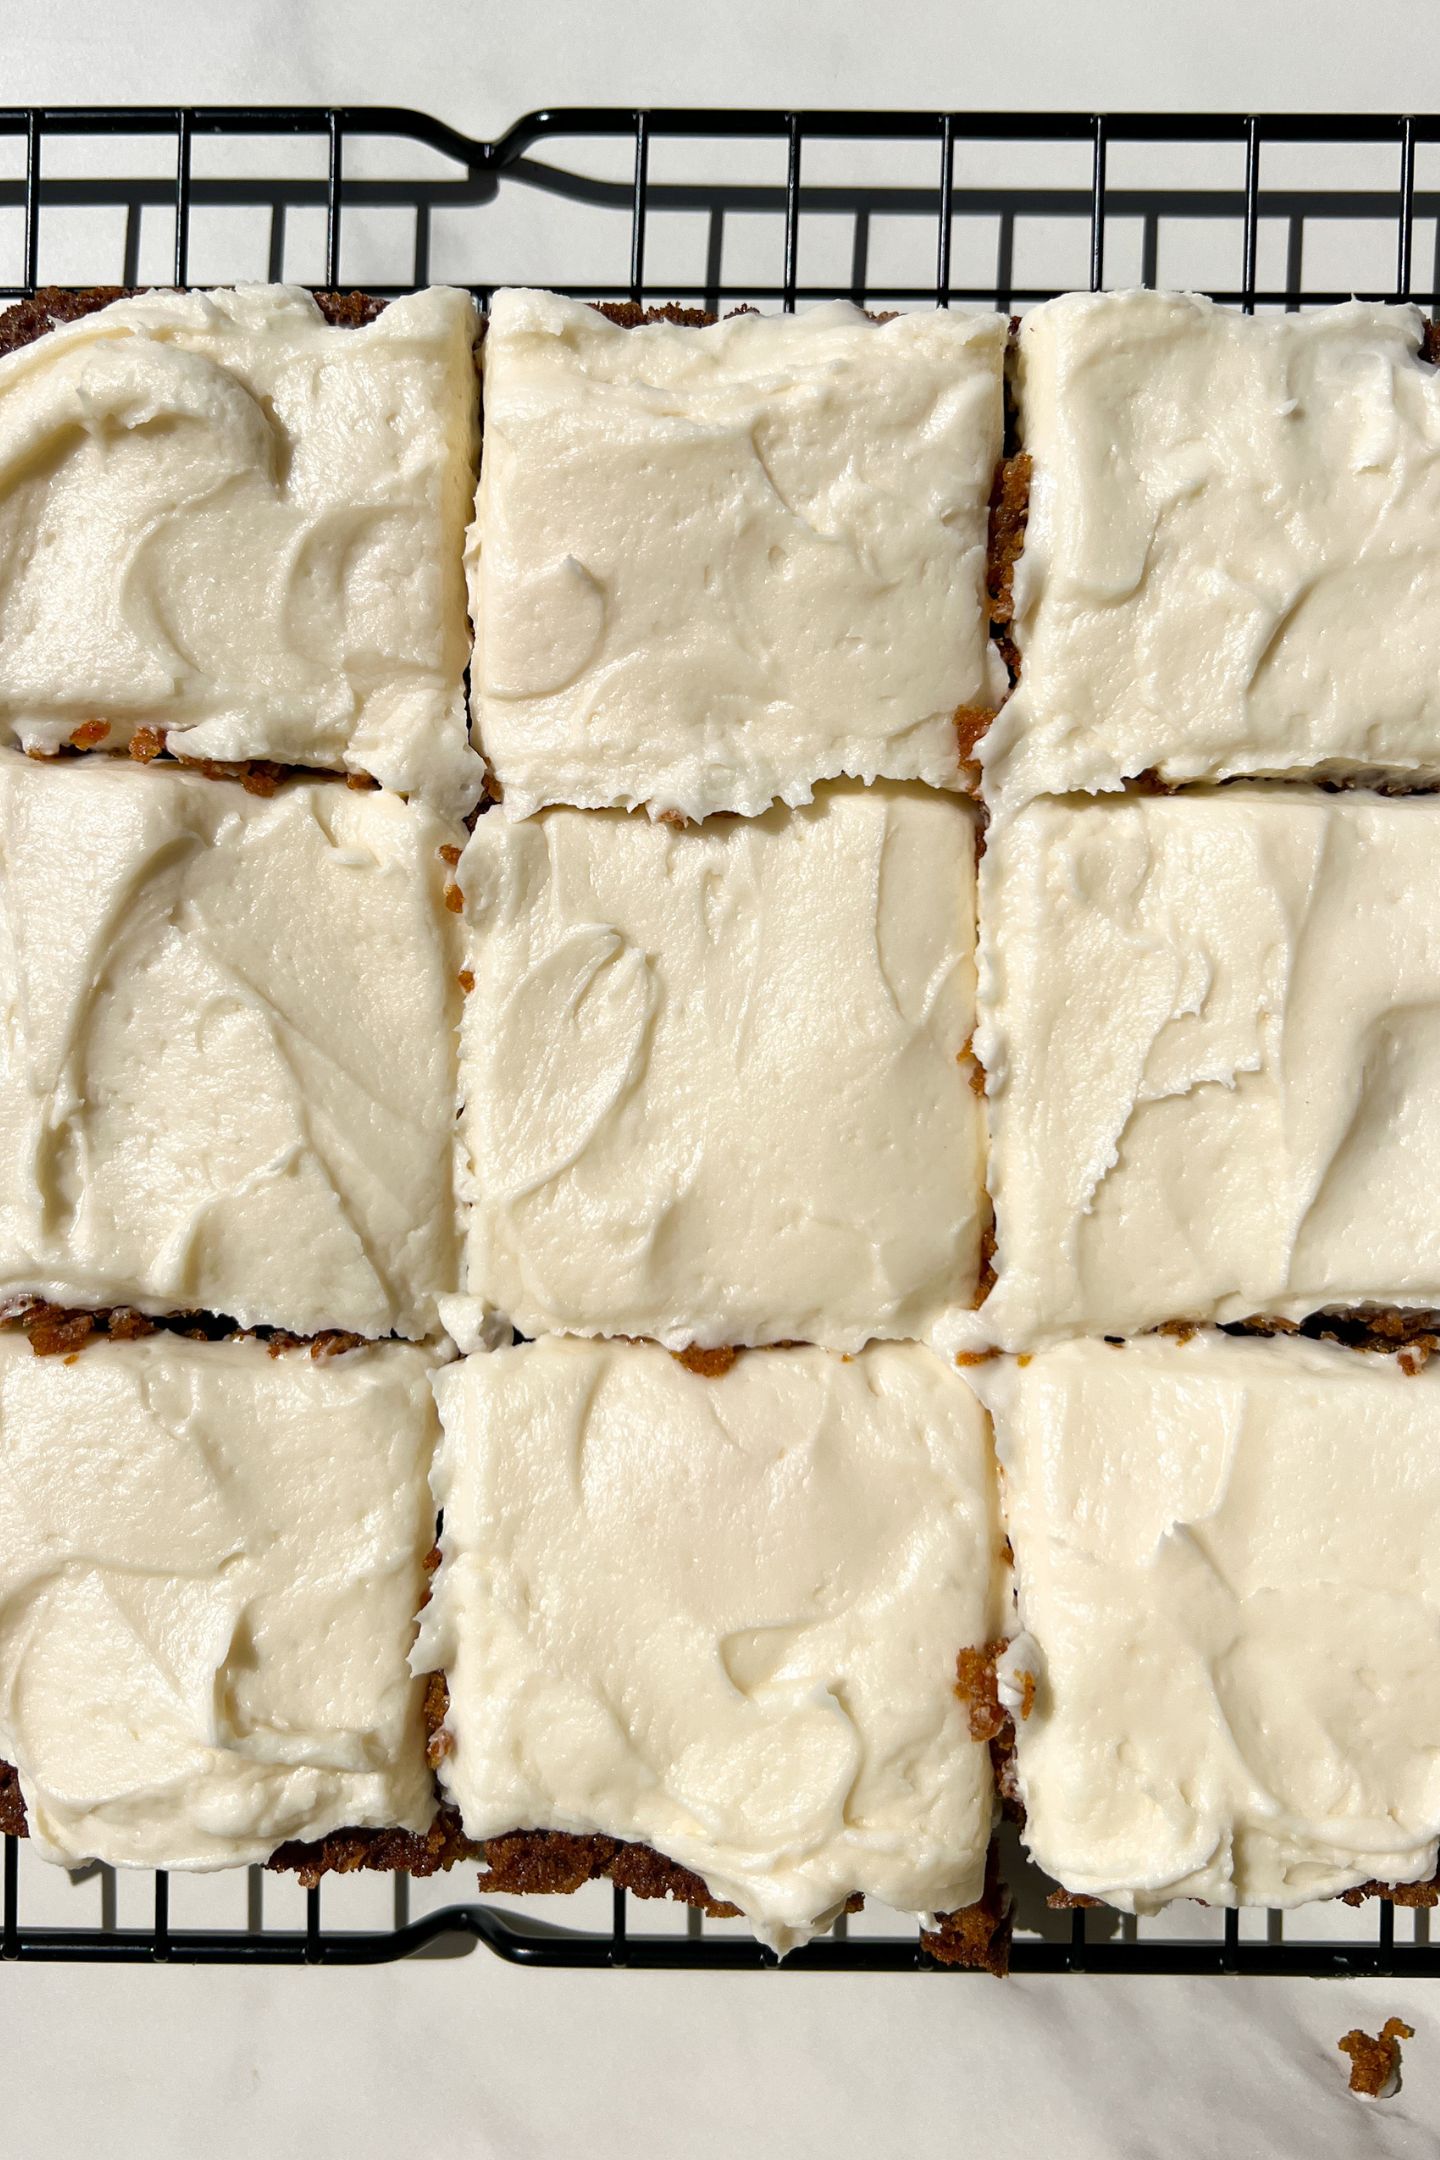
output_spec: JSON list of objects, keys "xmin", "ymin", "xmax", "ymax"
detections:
[{"xmin": 5, "ymin": 3, "xmax": 1440, "ymax": 2153}]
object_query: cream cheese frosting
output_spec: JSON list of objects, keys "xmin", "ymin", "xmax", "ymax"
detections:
[
  {"xmin": 471, "ymin": 289, "xmax": 1007, "ymax": 820},
  {"xmin": 983, "ymin": 291, "xmax": 1440, "ymax": 808},
  {"xmin": 0, "ymin": 755, "xmax": 464, "ymax": 1338},
  {"xmin": 974, "ymin": 1333, "xmax": 1440, "ymax": 1910},
  {"xmin": 0, "ymin": 1333, "xmax": 440, "ymax": 1869},
  {"xmin": 977, "ymin": 787, "xmax": 1440, "ymax": 1347},
  {"xmin": 416, "ymin": 1338, "xmax": 1003, "ymax": 1953},
  {"xmin": 0, "ymin": 284, "xmax": 481, "ymax": 814},
  {"xmin": 453, "ymin": 782, "xmax": 985, "ymax": 1352}
]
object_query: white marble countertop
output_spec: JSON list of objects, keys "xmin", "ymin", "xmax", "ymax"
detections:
[{"xmin": 4, "ymin": 3, "xmax": 1439, "ymax": 2150}]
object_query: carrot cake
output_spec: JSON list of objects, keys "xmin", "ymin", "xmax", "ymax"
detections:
[
  {"xmin": 448, "ymin": 782, "xmax": 985, "ymax": 1353},
  {"xmin": 470, "ymin": 289, "xmax": 1007, "ymax": 819},
  {"xmin": 0, "ymin": 284, "xmax": 481, "ymax": 813},
  {"xmin": 415, "ymin": 1337, "xmax": 1005, "ymax": 1954},
  {"xmin": 0, "ymin": 754, "xmax": 464, "ymax": 1339},
  {"xmin": 0, "ymin": 1331, "xmax": 440, "ymax": 1870},
  {"xmin": 976, "ymin": 787, "xmax": 1440, "ymax": 1348},
  {"xmin": 982, "ymin": 292, "xmax": 1440, "ymax": 808},
  {"xmin": 974, "ymin": 1332, "xmax": 1440, "ymax": 1910}
]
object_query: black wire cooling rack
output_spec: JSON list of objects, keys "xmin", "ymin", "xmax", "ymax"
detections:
[{"xmin": 3, "ymin": 103, "xmax": 1440, "ymax": 1976}]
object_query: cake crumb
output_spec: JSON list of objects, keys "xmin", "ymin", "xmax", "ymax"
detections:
[
  {"xmin": 954, "ymin": 1642, "xmax": 1007, "ymax": 1743},
  {"xmin": 129, "ymin": 726, "xmax": 166, "ymax": 762},
  {"xmin": 954, "ymin": 706, "xmax": 993, "ymax": 761},
  {"xmin": 1339, "ymin": 2018, "xmax": 1413, "ymax": 2098},
  {"xmin": 69, "ymin": 719, "xmax": 110, "ymax": 748},
  {"xmin": 973, "ymin": 1222, "xmax": 997, "ymax": 1309},
  {"xmin": 22, "ymin": 1307, "xmax": 96, "ymax": 1357},
  {"xmin": 673, "ymin": 1344, "xmax": 738, "ymax": 1379},
  {"xmin": 309, "ymin": 1330, "xmax": 365, "ymax": 1361}
]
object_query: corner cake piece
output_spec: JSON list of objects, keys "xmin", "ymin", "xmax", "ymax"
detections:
[
  {"xmin": 0, "ymin": 1333, "xmax": 439, "ymax": 1869},
  {"xmin": 471, "ymin": 289, "xmax": 1007, "ymax": 819},
  {"xmin": 0, "ymin": 284, "xmax": 481, "ymax": 813},
  {"xmin": 983, "ymin": 292, "xmax": 1440, "ymax": 807},
  {"xmin": 415, "ymin": 1338, "xmax": 1005, "ymax": 1955},
  {"xmin": 978, "ymin": 787, "xmax": 1440, "ymax": 1348},
  {"xmin": 974, "ymin": 1334, "xmax": 1440, "ymax": 1910},
  {"xmin": 0, "ymin": 754, "xmax": 463, "ymax": 1339},
  {"xmin": 450, "ymin": 782, "xmax": 985, "ymax": 1353}
]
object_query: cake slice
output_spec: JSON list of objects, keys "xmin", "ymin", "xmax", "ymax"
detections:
[
  {"xmin": 0, "ymin": 754, "xmax": 464, "ymax": 1339},
  {"xmin": 0, "ymin": 283, "xmax": 481, "ymax": 814},
  {"xmin": 983, "ymin": 292, "xmax": 1440, "ymax": 807},
  {"xmin": 974, "ymin": 1333, "xmax": 1440, "ymax": 1910},
  {"xmin": 0, "ymin": 1332, "xmax": 440, "ymax": 1870},
  {"xmin": 450, "ymin": 782, "xmax": 986, "ymax": 1354},
  {"xmin": 977, "ymin": 786, "xmax": 1440, "ymax": 1348},
  {"xmin": 416, "ymin": 1338, "xmax": 1005, "ymax": 1955},
  {"xmin": 471, "ymin": 290, "xmax": 1007, "ymax": 818}
]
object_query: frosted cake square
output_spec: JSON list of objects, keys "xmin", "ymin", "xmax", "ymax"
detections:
[
  {"xmin": 982, "ymin": 293, "xmax": 1440, "ymax": 807},
  {"xmin": 977, "ymin": 788, "xmax": 1440, "ymax": 1346},
  {"xmin": 452, "ymin": 782, "xmax": 985, "ymax": 1352},
  {"xmin": 471, "ymin": 290, "xmax": 1007, "ymax": 819},
  {"xmin": 417, "ymin": 1338, "xmax": 1004, "ymax": 1953},
  {"xmin": 0, "ymin": 755, "xmax": 463, "ymax": 1339},
  {"xmin": 974, "ymin": 1334, "xmax": 1440, "ymax": 1910},
  {"xmin": 0, "ymin": 1333, "xmax": 439, "ymax": 1869},
  {"xmin": 0, "ymin": 284, "xmax": 480, "ymax": 812}
]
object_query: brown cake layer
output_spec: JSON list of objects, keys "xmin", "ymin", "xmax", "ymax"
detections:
[
  {"xmin": 1342, "ymin": 1873, "xmax": 1440, "ymax": 1909},
  {"xmin": 0, "ymin": 1298, "xmax": 367, "ymax": 1362},
  {"xmin": 1217, "ymin": 1308, "xmax": 1440, "ymax": 1370},
  {"xmin": 921, "ymin": 1842, "xmax": 1011, "ymax": 1974},
  {"xmin": 594, "ymin": 300, "xmax": 717, "ymax": 329},
  {"xmin": 267, "ymin": 1813, "xmax": 1007, "ymax": 1965},
  {"xmin": 0, "ymin": 1759, "xmax": 25, "ymax": 1838},
  {"xmin": 985, "ymin": 450, "xmax": 1031, "ymax": 682},
  {"xmin": 0, "ymin": 285, "xmax": 389, "ymax": 357},
  {"xmin": 268, "ymin": 1809, "xmax": 477, "ymax": 1889}
]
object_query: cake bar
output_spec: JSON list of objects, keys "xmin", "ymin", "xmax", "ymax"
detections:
[
  {"xmin": 0, "ymin": 754, "xmax": 463, "ymax": 1340},
  {"xmin": 977, "ymin": 787, "xmax": 1440, "ymax": 1347},
  {"xmin": 0, "ymin": 1333, "xmax": 439, "ymax": 1870},
  {"xmin": 472, "ymin": 290, "xmax": 1007, "ymax": 819},
  {"xmin": 973, "ymin": 1333, "xmax": 1440, "ymax": 1909},
  {"xmin": 0, "ymin": 284, "xmax": 480, "ymax": 813},
  {"xmin": 451, "ymin": 782, "xmax": 986, "ymax": 1354},
  {"xmin": 982, "ymin": 292, "xmax": 1440, "ymax": 807},
  {"xmin": 416, "ymin": 1338, "xmax": 1004, "ymax": 1954}
]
